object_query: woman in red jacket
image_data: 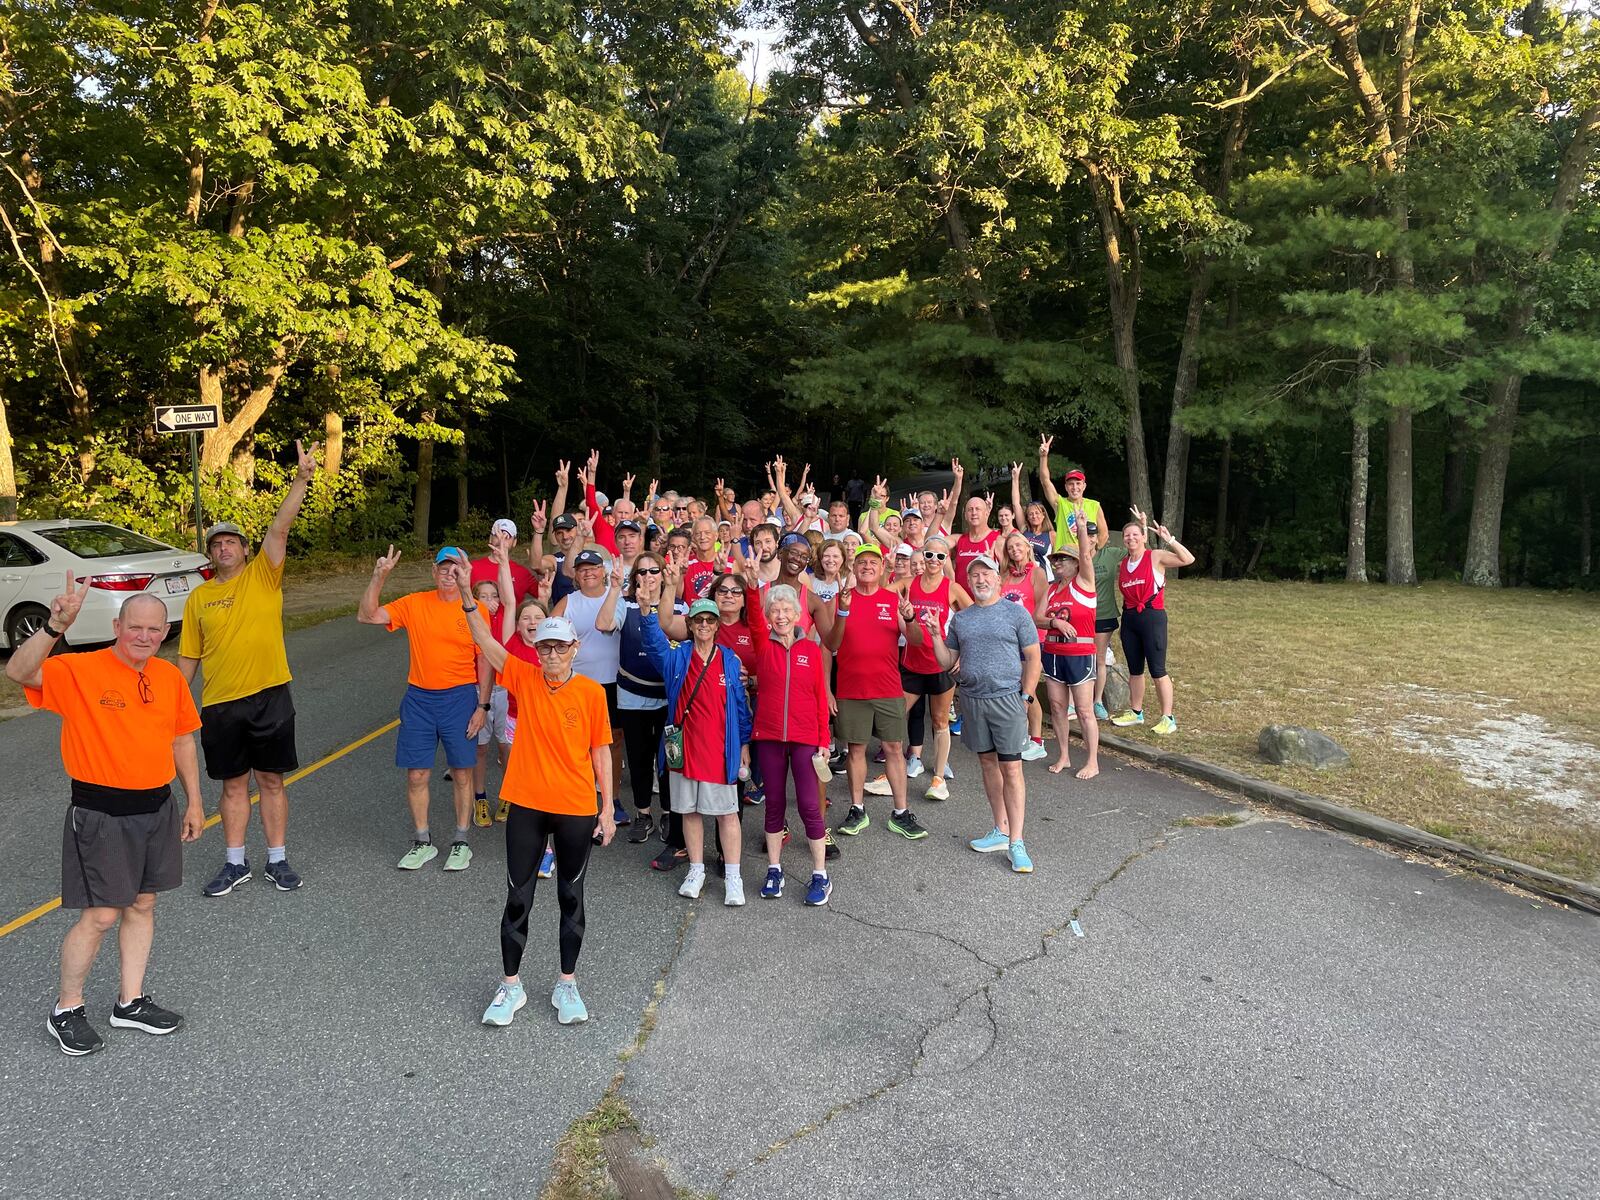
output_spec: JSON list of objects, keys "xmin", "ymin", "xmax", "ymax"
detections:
[{"xmin": 741, "ymin": 558, "xmax": 833, "ymax": 907}]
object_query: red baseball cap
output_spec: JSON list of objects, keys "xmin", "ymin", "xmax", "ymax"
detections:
[{"xmin": 1064, "ymin": 469, "xmax": 1086, "ymax": 482}]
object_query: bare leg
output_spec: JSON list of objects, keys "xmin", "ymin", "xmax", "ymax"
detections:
[
  {"xmin": 450, "ymin": 769, "xmax": 474, "ymax": 831},
  {"xmin": 928, "ymin": 687, "xmax": 954, "ymax": 778},
  {"xmin": 1027, "ymin": 695, "xmax": 1044, "ymax": 742},
  {"xmin": 1045, "ymin": 679, "xmax": 1074, "ymax": 774},
  {"xmin": 846, "ymin": 744, "xmax": 868, "ymax": 806},
  {"xmin": 684, "ymin": 812, "xmax": 705, "ymax": 864},
  {"xmin": 218, "ymin": 774, "xmax": 252, "ymax": 853},
  {"xmin": 1000, "ymin": 760, "xmax": 1026, "ymax": 843},
  {"xmin": 765, "ymin": 830, "xmax": 784, "ymax": 869},
  {"xmin": 256, "ymin": 771, "xmax": 288, "ymax": 846},
  {"xmin": 881, "ymin": 741, "xmax": 908, "ymax": 810},
  {"xmin": 1128, "ymin": 673, "xmax": 1147, "ymax": 715},
  {"xmin": 1071, "ymin": 679, "xmax": 1099, "ymax": 778},
  {"xmin": 715, "ymin": 812, "xmax": 741, "ymax": 865},
  {"xmin": 116, "ymin": 893, "xmax": 157, "ymax": 1004},
  {"xmin": 1153, "ymin": 675, "xmax": 1175, "ymax": 719},
  {"xmin": 406, "ymin": 768, "xmax": 431, "ymax": 832},
  {"xmin": 977, "ymin": 753, "xmax": 1008, "ymax": 835},
  {"xmin": 58, "ymin": 907, "xmax": 119, "ymax": 1009},
  {"xmin": 473, "ymin": 741, "xmax": 491, "ymax": 796}
]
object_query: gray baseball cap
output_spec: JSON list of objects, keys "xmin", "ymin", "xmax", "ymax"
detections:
[
  {"xmin": 967, "ymin": 553, "xmax": 1000, "ymax": 574},
  {"xmin": 204, "ymin": 521, "xmax": 247, "ymax": 546}
]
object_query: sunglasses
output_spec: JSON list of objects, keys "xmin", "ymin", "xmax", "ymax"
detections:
[
  {"xmin": 714, "ymin": 588, "xmax": 742, "ymax": 598},
  {"xmin": 689, "ymin": 614, "xmax": 718, "ymax": 625},
  {"xmin": 922, "ymin": 551, "xmax": 947, "ymax": 561},
  {"xmin": 535, "ymin": 642, "xmax": 574, "ymax": 656},
  {"xmin": 634, "ymin": 566, "xmax": 663, "ymax": 576},
  {"xmin": 137, "ymin": 672, "xmax": 154, "ymax": 704}
]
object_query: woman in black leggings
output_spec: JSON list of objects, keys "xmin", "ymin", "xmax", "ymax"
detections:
[
  {"xmin": 459, "ymin": 582, "xmax": 617, "ymax": 1029},
  {"xmin": 617, "ymin": 552, "xmax": 689, "ymax": 868}
]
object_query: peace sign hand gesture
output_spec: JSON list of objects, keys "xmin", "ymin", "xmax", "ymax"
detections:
[
  {"xmin": 374, "ymin": 544, "xmax": 401, "ymax": 578},
  {"xmin": 50, "ymin": 576, "xmax": 94, "ymax": 632},
  {"xmin": 530, "ymin": 499, "xmax": 548, "ymax": 533},
  {"xmin": 1038, "ymin": 433, "xmax": 1054, "ymax": 458},
  {"xmin": 554, "ymin": 459, "xmax": 570, "ymax": 488},
  {"xmin": 295, "ymin": 439, "xmax": 320, "ymax": 483},
  {"xmin": 1010, "ymin": 461, "xmax": 1022, "ymax": 480}
]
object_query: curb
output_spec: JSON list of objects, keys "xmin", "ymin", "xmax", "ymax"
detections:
[{"xmin": 1090, "ymin": 730, "xmax": 1600, "ymax": 916}]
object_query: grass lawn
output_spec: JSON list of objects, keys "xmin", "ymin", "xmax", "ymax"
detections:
[{"xmin": 1132, "ymin": 579, "xmax": 1600, "ymax": 884}]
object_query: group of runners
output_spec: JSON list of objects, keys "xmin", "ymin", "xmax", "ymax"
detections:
[{"xmin": 9, "ymin": 437, "xmax": 1195, "ymax": 1052}]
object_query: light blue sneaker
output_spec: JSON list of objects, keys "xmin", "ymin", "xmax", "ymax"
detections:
[
  {"xmin": 1009, "ymin": 841, "xmax": 1034, "ymax": 874},
  {"xmin": 538, "ymin": 847, "xmax": 555, "ymax": 879},
  {"xmin": 1093, "ymin": 701, "xmax": 1110, "ymax": 720},
  {"xmin": 552, "ymin": 979, "xmax": 588, "ymax": 1025},
  {"xmin": 482, "ymin": 981, "xmax": 526, "ymax": 1026},
  {"xmin": 970, "ymin": 827, "xmax": 1009, "ymax": 853}
]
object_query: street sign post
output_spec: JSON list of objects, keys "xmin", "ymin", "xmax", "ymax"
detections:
[{"xmin": 155, "ymin": 405, "xmax": 220, "ymax": 554}]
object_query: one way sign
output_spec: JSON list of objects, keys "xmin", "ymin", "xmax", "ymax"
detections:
[{"xmin": 155, "ymin": 405, "xmax": 220, "ymax": 432}]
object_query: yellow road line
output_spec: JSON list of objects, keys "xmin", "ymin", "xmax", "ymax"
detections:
[{"xmin": 0, "ymin": 719, "xmax": 399, "ymax": 939}]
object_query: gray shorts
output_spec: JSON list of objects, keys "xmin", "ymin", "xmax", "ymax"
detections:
[
  {"xmin": 477, "ymin": 685, "xmax": 511, "ymax": 746},
  {"xmin": 960, "ymin": 693, "xmax": 1029, "ymax": 761},
  {"xmin": 62, "ymin": 799, "xmax": 184, "ymax": 909},
  {"xmin": 668, "ymin": 775, "xmax": 741, "ymax": 816}
]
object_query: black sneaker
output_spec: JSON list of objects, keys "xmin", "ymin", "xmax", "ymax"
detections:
[
  {"xmin": 627, "ymin": 815, "xmax": 655, "ymax": 844},
  {"xmin": 824, "ymin": 831, "xmax": 841, "ymax": 861},
  {"xmin": 47, "ymin": 1007, "xmax": 104, "ymax": 1056},
  {"xmin": 888, "ymin": 808, "xmax": 929, "ymax": 841},
  {"xmin": 650, "ymin": 846, "xmax": 687, "ymax": 871},
  {"xmin": 202, "ymin": 860, "xmax": 252, "ymax": 897},
  {"xmin": 263, "ymin": 859, "xmax": 303, "ymax": 891},
  {"xmin": 108, "ymin": 994, "xmax": 184, "ymax": 1036}
]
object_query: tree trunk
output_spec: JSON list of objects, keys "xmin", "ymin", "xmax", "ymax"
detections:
[
  {"xmin": 199, "ymin": 340, "xmax": 291, "ymax": 473},
  {"xmin": 456, "ymin": 434, "xmax": 469, "ymax": 527},
  {"xmin": 323, "ymin": 411, "xmax": 344, "ymax": 477},
  {"xmin": 1346, "ymin": 414, "xmax": 1370, "ymax": 583},
  {"xmin": 1210, "ymin": 436, "xmax": 1232, "ymax": 579},
  {"xmin": 413, "ymin": 412, "xmax": 435, "ymax": 550},
  {"xmin": 1462, "ymin": 371, "xmax": 1522, "ymax": 587},
  {"xmin": 229, "ymin": 430, "xmax": 256, "ymax": 484},
  {"xmin": 0, "ymin": 384, "xmax": 16, "ymax": 521},
  {"xmin": 1162, "ymin": 262, "xmax": 1210, "ymax": 538},
  {"xmin": 1385, "ymin": 407, "xmax": 1417, "ymax": 584}
]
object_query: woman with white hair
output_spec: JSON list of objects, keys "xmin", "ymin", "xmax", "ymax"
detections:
[{"xmin": 741, "ymin": 560, "xmax": 833, "ymax": 906}]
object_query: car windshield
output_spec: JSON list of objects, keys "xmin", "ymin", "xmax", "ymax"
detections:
[{"xmin": 35, "ymin": 524, "xmax": 174, "ymax": 559}]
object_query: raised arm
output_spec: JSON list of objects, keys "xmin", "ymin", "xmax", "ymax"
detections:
[
  {"xmin": 357, "ymin": 545, "xmax": 401, "ymax": 625},
  {"xmin": 5, "ymin": 576, "xmax": 91, "ymax": 689},
  {"xmin": 1036, "ymin": 434, "xmax": 1062, "ymax": 510},
  {"xmin": 263, "ymin": 439, "xmax": 319, "ymax": 567},
  {"xmin": 494, "ymin": 545, "xmax": 518, "ymax": 641},
  {"xmin": 773, "ymin": 456, "xmax": 803, "ymax": 526},
  {"xmin": 1010, "ymin": 461, "xmax": 1026, "ymax": 529},
  {"xmin": 942, "ymin": 459, "xmax": 965, "ymax": 530},
  {"xmin": 551, "ymin": 459, "xmax": 571, "ymax": 519},
  {"xmin": 462, "ymin": 595, "xmax": 510, "ymax": 673},
  {"xmin": 528, "ymin": 499, "xmax": 548, "ymax": 572},
  {"xmin": 1075, "ymin": 507, "xmax": 1096, "ymax": 588}
]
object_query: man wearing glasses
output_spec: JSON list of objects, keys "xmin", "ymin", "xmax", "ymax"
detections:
[
  {"xmin": 358, "ymin": 545, "xmax": 490, "ymax": 873},
  {"xmin": 8, "ymin": 582, "xmax": 207, "ymax": 1056}
]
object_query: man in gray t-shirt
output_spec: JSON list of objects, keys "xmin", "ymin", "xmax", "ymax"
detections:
[{"xmin": 923, "ymin": 554, "xmax": 1043, "ymax": 874}]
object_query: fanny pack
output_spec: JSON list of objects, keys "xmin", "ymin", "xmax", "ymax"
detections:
[{"xmin": 663, "ymin": 650, "xmax": 715, "ymax": 772}]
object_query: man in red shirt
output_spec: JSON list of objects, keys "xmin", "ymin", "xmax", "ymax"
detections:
[
  {"xmin": 471, "ymin": 519, "xmax": 537, "ymax": 603},
  {"xmin": 821, "ymin": 545, "xmax": 929, "ymax": 842}
]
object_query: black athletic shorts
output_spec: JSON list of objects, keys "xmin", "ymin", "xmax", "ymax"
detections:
[
  {"xmin": 62, "ymin": 798, "xmax": 183, "ymax": 909},
  {"xmin": 900, "ymin": 667, "xmax": 955, "ymax": 696},
  {"xmin": 1095, "ymin": 616, "xmax": 1119, "ymax": 634},
  {"xmin": 200, "ymin": 682, "xmax": 299, "ymax": 781},
  {"xmin": 1042, "ymin": 652, "xmax": 1095, "ymax": 687}
]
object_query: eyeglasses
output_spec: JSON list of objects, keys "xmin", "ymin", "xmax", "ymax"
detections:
[
  {"xmin": 535, "ymin": 642, "xmax": 574, "ymax": 656},
  {"xmin": 137, "ymin": 672, "xmax": 154, "ymax": 704},
  {"xmin": 688, "ymin": 615, "xmax": 718, "ymax": 625},
  {"xmin": 714, "ymin": 588, "xmax": 742, "ymax": 598},
  {"xmin": 922, "ymin": 551, "xmax": 947, "ymax": 561},
  {"xmin": 634, "ymin": 566, "xmax": 663, "ymax": 576},
  {"xmin": 675, "ymin": 506, "xmax": 689, "ymax": 514}
]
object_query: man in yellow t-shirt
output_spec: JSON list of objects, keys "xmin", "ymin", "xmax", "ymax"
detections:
[
  {"xmin": 179, "ymin": 439, "xmax": 318, "ymax": 897},
  {"xmin": 1037, "ymin": 434, "xmax": 1109, "ymax": 553}
]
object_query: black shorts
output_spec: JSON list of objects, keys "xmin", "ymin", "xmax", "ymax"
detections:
[
  {"xmin": 1095, "ymin": 616, "xmax": 1119, "ymax": 634},
  {"xmin": 200, "ymin": 683, "xmax": 299, "ymax": 781},
  {"xmin": 1120, "ymin": 606, "xmax": 1169, "ymax": 679},
  {"xmin": 900, "ymin": 667, "xmax": 955, "ymax": 696},
  {"xmin": 1042, "ymin": 652, "xmax": 1095, "ymax": 687},
  {"xmin": 62, "ymin": 798, "xmax": 183, "ymax": 909}
]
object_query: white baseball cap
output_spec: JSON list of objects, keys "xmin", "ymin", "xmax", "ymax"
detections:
[
  {"xmin": 491, "ymin": 518, "xmax": 517, "ymax": 539},
  {"xmin": 534, "ymin": 616, "xmax": 578, "ymax": 643}
]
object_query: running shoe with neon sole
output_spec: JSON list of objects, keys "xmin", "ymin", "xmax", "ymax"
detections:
[
  {"xmin": 397, "ymin": 841, "xmax": 438, "ymax": 870},
  {"xmin": 47, "ymin": 1006, "xmax": 103, "ymax": 1056},
  {"xmin": 970, "ymin": 827, "xmax": 1009, "ymax": 853},
  {"xmin": 263, "ymin": 860, "xmax": 302, "ymax": 892},
  {"xmin": 443, "ymin": 841, "xmax": 473, "ymax": 872},
  {"xmin": 1093, "ymin": 701, "xmax": 1110, "ymax": 720},
  {"xmin": 761, "ymin": 867, "xmax": 784, "ymax": 899},
  {"xmin": 538, "ymin": 847, "xmax": 556, "ymax": 878},
  {"xmin": 1111, "ymin": 709, "xmax": 1144, "ymax": 727},
  {"xmin": 473, "ymin": 797, "xmax": 492, "ymax": 828},
  {"xmin": 924, "ymin": 777, "xmax": 949, "ymax": 802},
  {"xmin": 1008, "ymin": 841, "xmax": 1034, "ymax": 874},
  {"xmin": 203, "ymin": 860, "xmax": 252, "ymax": 897},
  {"xmin": 1020, "ymin": 740, "xmax": 1049, "ymax": 762},
  {"xmin": 805, "ymin": 873, "xmax": 832, "ymax": 906},
  {"xmin": 905, "ymin": 756, "xmax": 924, "ymax": 779},
  {"xmin": 1152, "ymin": 715, "xmax": 1178, "ymax": 735},
  {"xmin": 552, "ymin": 980, "xmax": 589, "ymax": 1025},
  {"xmin": 823, "ymin": 832, "xmax": 841, "ymax": 860},
  {"xmin": 836, "ymin": 806, "xmax": 870, "ymax": 836},
  {"xmin": 482, "ymin": 982, "xmax": 527, "ymax": 1026},
  {"xmin": 495, "ymin": 799, "xmax": 510, "ymax": 822},
  {"xmin": 864, "ymin": 774, "xmax": 892, "ymax": 796},
  {"xmin": 888, "ymin": 808, "xmax": 928, "ymax": 840}
]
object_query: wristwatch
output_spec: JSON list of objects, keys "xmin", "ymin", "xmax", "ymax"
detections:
[
  {"xmin": 1021, "ymin": 693, "xmax": 1035, "ymax": 705},
  {"xmin": 43, "ymin": 621, "xmax": 64, "ymax": 638},
  {"xmin": 461, "ymin": 601, "xmax": 477, "ymax": 613},
  {"xmin": 481, "ymin": 702, "xmax": 491, "ymax": 711}
]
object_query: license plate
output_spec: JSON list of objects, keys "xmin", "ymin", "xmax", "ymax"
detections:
[{"xmin": 164, "ymin": 576, "xmax": 190, "ymax": 595}]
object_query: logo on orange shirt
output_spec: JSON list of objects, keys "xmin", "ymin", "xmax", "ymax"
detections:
[{"xmin": 99, "ymin": 691, "xmax": 127, "ymax": 709}]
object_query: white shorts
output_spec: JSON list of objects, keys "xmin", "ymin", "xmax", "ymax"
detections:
[{"xmin": 476, "ymin": 686, "xmax": 511, "ymax": 746}]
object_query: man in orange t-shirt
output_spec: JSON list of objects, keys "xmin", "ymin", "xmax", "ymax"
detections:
[
  {"xmin": 358, "ymin": 545, "xmax": 490, "ymax": 873},
  {"xmin": 5, "ymin": 580, "xmax": 206, "ymax": 1057},
  {"xmin": 460, "ymin": 572, "xmax": 615, "ymax": 1029}
]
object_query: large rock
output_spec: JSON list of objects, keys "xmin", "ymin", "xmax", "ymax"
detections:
[
  {"xmin": 1257, "ymin": 725, "xmax": 1351, "ymax": 771},
  {"xmin": 1101, "ymin": 661, "xmax": 1130, "ymax": 715}
]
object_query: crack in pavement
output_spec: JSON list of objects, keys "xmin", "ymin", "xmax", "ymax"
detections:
[
  {"xmin": 711, "ymin": 831, "xmax": 1177, "ymax": 1188},
  {"xmin": 1259, "ymin": 1147, "xmax": 1366, "ymax": 1195}
]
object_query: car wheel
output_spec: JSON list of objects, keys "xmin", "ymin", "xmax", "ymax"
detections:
[{"xmin": 6, "ymin": 603, "xmax": 51, "ymax": 647}]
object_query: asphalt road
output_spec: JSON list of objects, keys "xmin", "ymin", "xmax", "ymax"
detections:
[{"xmin": 1, "ymin": 617, "xmax": 1596, "ymax": 1199}]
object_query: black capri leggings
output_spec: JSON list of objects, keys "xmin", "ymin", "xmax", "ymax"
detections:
[
  {"xmin": 617, "ymin": 705, "xmax": 669, "ymax": 814},
  {"xmin": 502, "ymin": 805, "xmax": 595, "ymax": 977},
  {"xmin": 1119, "ymin": 606, "xmax": 1169, "ymax": 680}
]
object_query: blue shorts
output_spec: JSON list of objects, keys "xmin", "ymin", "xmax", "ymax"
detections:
[{"xmin": 397, "ymin": 684, "xmax": 479, "ymax": 770}]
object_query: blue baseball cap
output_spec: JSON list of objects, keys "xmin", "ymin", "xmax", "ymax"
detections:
[{"xmin": 434, "ymin": 546, "xmax": 467, "ymax": 566}]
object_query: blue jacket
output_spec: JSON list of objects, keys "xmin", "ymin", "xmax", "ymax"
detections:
[{"xmin": 641, "ymin": 612, "xmax": 752, "ymax": 783}]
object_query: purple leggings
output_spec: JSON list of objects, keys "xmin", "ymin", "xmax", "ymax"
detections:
[{"xmin": 753, "ymin": 740, "xmax": 826, "ymax": 841}]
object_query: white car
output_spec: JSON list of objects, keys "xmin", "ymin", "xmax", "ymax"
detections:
[{"xmin": 0, "ymin": 520, "xmax": 213, "ymax": 649}]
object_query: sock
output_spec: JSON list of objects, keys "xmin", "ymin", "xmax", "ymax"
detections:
[
  {"xmin": 685, "ymin": 863, "xmax": 706, "ymax": 880},
  {"xmin": 226, "ymin": 845, "xmax": 246, "ymax": 867},
  {"xmin": 266, "ymin": 845, "xmax": 286, "ymax": 864},
  {"xmin": 1032, "ymin": 736, "xmax": 1044, "ymax": 745},
  {"xmin": 475, "ymin": 791, "xmax": 487, "ymax": 801},
  {"xmin": 893, "ymin": 807, "xmax": 908, "ymax": 816},
  {"xmin": 54, "ymin": 1003, "xmax": 78, "ymax": 1016},
  {"xmin": 415, "ymin": 828, "xmax": 431, "ymax": 843},
  {"xmin": 725, "ymin": 864, "xmax": 742, "ymax": 884},
  {"xmin": 455, "ymin": 825, "xmax": 469, "ymax": 840}
]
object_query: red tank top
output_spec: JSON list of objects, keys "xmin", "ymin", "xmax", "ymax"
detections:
[
  {"xmin": 1041, "ymin": 580, "xmax": 1096, "ymax": 656},
  {"xmin": 901, "ymin": 575, "xmax": 952, "ymax": 675},
  {"xmin": 835, "ymin": 587, "xmax": 902, "ymax": 699},
  {"xmin": 953, "ymin": 530, "xmax": 999, "ymax": 582},
  {"xmin": 999, "ymin": 561, "xmax": 1035, "ymax": 608},
  {"xmin": 1120, "ymin": 552, "xmax": 1165, "ymax": 612}
]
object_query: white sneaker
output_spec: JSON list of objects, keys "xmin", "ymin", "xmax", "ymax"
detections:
[
  {"xmin": 924, "ymin": 777, "xmax": 949, "ymax": 801},
  {"xmin": 679, "ymin": 867, "xmax": 706, "ymax": 899},
  {"xmin": 1020, "ymin": 740, "xmax": 1048, "ymax": 762},
  {"xmin": 943, "ymin": 763, "xmax": 955, "ymax": 780},
  {"xmin": 724, "ymin": 878, "xmax": 746, "ymax": 906},
  {"xmin": 905, "ymin": 756, "xmax": 924, "ymax": 780},
  {"xmin": 864, "ymin": 774, "xmax": 893, "ymax": 796}
]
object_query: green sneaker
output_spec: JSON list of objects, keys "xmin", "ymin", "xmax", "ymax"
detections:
[
  {"xmin": 1110, "ymin": 709, "xmax": 1144, "ymax": 727},
  {"xmin": 552, "ymin": 980, "xmax": 589, "ymax": 1025},
  {"xmin": 397, "ymin": 840, "xmax": 438, "ymax": 870},
  {"xmin": 443, "ymin": 840, "xmax": 473, "ymax": 871},
  {"xmin": 1152, "ymin": 715, "xmax": 1177, "ymax": 735},
  {"xmin": 887, "ymin": 808, "xmax": 929, "ymax": 840},
  {"xmin": 836, "ymin": 805, "xmax": 870, "ymax": 837}
]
